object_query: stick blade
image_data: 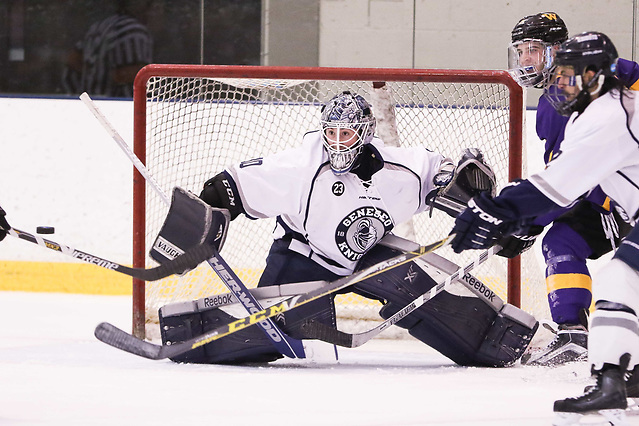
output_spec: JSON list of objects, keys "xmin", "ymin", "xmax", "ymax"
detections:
[{"xmin": 94, "ymin": 322, "xmax": 165, "ymax": 360}]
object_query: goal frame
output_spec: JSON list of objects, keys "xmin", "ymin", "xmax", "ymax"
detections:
[{"xmin": 131, "ymin": 64, "xmax": 524, "ymax": 339}]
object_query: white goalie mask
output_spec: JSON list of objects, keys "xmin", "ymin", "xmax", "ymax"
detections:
[{"xmin": 320, "ymin": 92, "xmax": 376, "ymax": 175}]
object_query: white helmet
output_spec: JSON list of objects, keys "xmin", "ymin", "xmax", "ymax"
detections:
[{"xmin": 320, "ymin": 91, "xmax": 376, "ymax": 175}]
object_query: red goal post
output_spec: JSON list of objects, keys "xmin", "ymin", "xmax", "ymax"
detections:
[{"xmin": 131, "ymin": 64, "xmax": 534, "ymax": 340}]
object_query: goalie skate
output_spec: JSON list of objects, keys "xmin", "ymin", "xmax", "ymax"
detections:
[{"xmin": 521, "ymin": 321, "xmax": 587, "ymax": 366}]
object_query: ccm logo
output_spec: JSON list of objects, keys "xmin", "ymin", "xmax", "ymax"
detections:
[{"xmin": 222, "ymin": 179, "xmax": 236, "ymax": 207}]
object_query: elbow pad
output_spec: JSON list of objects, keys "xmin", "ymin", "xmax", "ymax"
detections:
[{"xmin": 199, "ymin": 172, "xmax": 245, "ymax": 220}]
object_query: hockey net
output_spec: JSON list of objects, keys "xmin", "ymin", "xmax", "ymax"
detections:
[{"xmin": 132, "ymin": 65, "xmax": 548, "ymax": 340}]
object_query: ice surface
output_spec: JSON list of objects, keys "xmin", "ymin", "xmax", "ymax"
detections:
[{"xmin": 3, "ymin": 291, "xmax": 633, "ymax": 426}]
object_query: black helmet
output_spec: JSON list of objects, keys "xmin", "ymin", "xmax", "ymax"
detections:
[
  {"xmin": 544, "ymin": 32, "xmax": 619, "ymax": 116},
  {"xmin": 554, "ymin": 31, "xmax": 618, "ymax": 77},
  {"xmin": 511, "ymin": 12, "xmax": 568, "ymax": 45},
  {"xmin": 508, "ymin": 12, "xmax": 568, "ymax": 88}
]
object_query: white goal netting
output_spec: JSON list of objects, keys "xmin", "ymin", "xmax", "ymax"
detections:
[{"xmin": 132, "ymin": 66, "xmax": 548, "ymax": 341}]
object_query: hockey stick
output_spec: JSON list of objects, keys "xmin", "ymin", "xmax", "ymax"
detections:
[
  {"xmin": 80, "ymin": 92, "xmax": 306, "ymax": 359},
  {"xmin": 300, "ymin": 245, "xmax": 501, "ymax": 347},
  {"xmin": 7, "ymin": 227, "xmax": 215, "ymax": 281},
  {"xmin": 94, "ymin": 234, "xmax": 453, "ymax": 360}
]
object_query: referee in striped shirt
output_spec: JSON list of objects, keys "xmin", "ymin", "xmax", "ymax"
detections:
[{"xmin": 64, "ymin": 3, "xmax": 153, "ymax": 98}]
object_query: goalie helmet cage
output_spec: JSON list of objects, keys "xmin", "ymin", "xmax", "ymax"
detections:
[{"xmin": 132, "ymin": 64, "xmax": 544, "ymax": 340}]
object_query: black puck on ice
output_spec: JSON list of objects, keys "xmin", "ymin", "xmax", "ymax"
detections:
[{"xmin": 36, "ymin": 226, "xmax": 55, "ymax": 234}]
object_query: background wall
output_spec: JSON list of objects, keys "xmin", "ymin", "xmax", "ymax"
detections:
[
  {"xmin": 2, "ymin": 0, "xmax": 637, "ymax": 106},
  {"xmin": 264, "ymin": 0, "xmax": 639, "ymax": 106},
  {"xmin": 312, "ymin": 0, "xmax": 637, "ymax": 69}
]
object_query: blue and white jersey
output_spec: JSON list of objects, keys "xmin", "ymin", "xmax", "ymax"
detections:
[
  {"xmin": 225, "ymin": 131, "xmax": 444, "ymax": 275},
  {"xmin": 529, "ymin": 89, "xmax": 639, "ymax": 224}
]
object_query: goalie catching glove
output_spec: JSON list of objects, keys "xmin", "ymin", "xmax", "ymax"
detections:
[
  {"xmin": 150, "ymin": 187, "xmax": 230, "ymax": 273},
  {"xmin": 429, "ymin": 148, "xmax": 497, "ymax": 217}
]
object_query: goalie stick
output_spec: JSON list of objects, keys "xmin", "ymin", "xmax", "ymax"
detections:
[
  {"xmin": 80, "ymin": 92, "xmax": 307, "ymax": 359},
  {"xmin": 300, "ymin": 245, "xmax": 501, "ymax": 348},
  {"xmin": 94, "ymin": 234, "xmax": 453, "ymax": 360},
  {"xmin": 7, "ymin": 227, "xmax": 214, "ymax": 281}
]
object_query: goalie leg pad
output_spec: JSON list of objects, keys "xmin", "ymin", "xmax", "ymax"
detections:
[
  {"xmin": 472, "ymin": 304, "xmax": 539, "ymax": 367},
  {"xmin": 159, "ymin": 295, "xmax": 336, "ymax": 364},
  {"xmin": 160, "ymin": 237, "xmax": 341, "ymax": 364},
  {"xmin": 353, "ymin": 245, "xmax": 537, "ymax": 367},
  {"xmin": 160, "ymin": 307, "xmax": 283, "ymax": 364}
]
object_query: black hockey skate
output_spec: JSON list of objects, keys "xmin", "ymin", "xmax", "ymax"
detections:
[
  {"xmin": 627, "ymin": 366, "xmax": 639, "ymax": 398},
  {"xmin": 582, "ymin": 363, "xmax": 639, "ymax": 415},
  {"xmin": 627, "ymin": 366, "xmax": 639, "ymax": 412},
  {"xmin": 553, "ymin": 356, "xmax": 630, "ymax": 426},
  {"xmin": 521, "ymin": 322, "xmax": 587, "ymax": 366}
]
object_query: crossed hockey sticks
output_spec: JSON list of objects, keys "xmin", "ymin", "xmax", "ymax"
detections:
[
  {"xmin": 299, "ymin": 245, "xmax": 501, "ymax": 348},
  {"xmin": 80, "ymin": 92, "xmax": 306, "ymax": 359},
  {"xmin": 6, "ymin": 227, "xmax": 215, "ymax": 281},
  {"xmin": 94, "ymin": 234, "xmax": 454, "ymax": 360}
]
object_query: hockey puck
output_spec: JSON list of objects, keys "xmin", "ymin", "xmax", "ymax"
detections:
[{"xmin": 36, "ymin": 226, "xmax": 55, "ymax": 234}]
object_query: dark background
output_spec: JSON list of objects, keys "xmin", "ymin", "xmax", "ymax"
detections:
[{"xmin": 0, "ymin": 0, "xmax": 261, "ymax": 96}]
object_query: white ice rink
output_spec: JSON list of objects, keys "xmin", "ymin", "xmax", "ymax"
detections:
[
  {"xmin": 0, "ymin": 291, "xmax": 603, "ymax": 426},
  {"xmin": 0, "ymin": 97, "xmax": 631, "ymax": 425}
]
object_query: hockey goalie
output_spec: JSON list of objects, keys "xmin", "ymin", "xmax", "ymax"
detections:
[{"xmin": 154, "ymin": 91, "xmax": 538, "ymax": 366}]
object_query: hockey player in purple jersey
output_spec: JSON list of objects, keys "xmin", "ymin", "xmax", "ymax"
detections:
[
  {"xmin": 454, "ymin": 31, "xmax": 639, "ymax": 424},
  {"xmin": 507, "ymin": 12, "xmax": 639, "ymax": 366},
  {"xmin": 157, "ymin": 91, "xmax": 538, "ymax": 366}
]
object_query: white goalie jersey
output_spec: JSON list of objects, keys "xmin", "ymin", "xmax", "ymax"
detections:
[
  {"xmin": 225, "ymin": 131, "xmax": 445, "ymax": 275},
  {"xmin": 529, "ymin": 90, "xmax": 639, "ymax": 224}
]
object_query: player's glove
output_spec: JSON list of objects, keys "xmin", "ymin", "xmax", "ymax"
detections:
[
  {"xmin": 451, "ymin": 192, "xmax": 515, "ymax": 253},
  {"xmin": 0, "ymin": 206, "xmax": 10, "ymax": 242},
  {"xmin": 495, "ymin": 225, "xmax": 543, "ymax": 258}
]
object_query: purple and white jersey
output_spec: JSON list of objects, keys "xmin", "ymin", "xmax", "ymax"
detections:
[
  {"xmin": 529, "ymin": 90, "xmax": 639, "ymax": 224},
  {"xmin": 225, "ymin": 131, "xmax": 444, "ymax": 275}
]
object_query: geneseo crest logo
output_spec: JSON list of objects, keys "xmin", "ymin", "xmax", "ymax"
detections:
[{"xmin": 336, "ymin": 207, "xmax": 393, "ymax": 261}]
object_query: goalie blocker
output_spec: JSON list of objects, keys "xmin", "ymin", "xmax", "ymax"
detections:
[
  {"xmin": 150, "ymin": 187, "xmax": 229, "ymax": 264},
  {"xmin": 159, "ymin": 236, "xmax": 538, "ymax": 367}
]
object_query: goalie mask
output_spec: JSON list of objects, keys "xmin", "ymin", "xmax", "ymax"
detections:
[
  {"xmin": 320, "ymin": 91, "xmax": 376, "ymax": 175},
  {"xmin": 508, "ymin": 12, "xmax": 568, "ymax": 88},
  {"xmin": 544, "ymin": 31, "xmax": 618, "ymax": 116}
]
